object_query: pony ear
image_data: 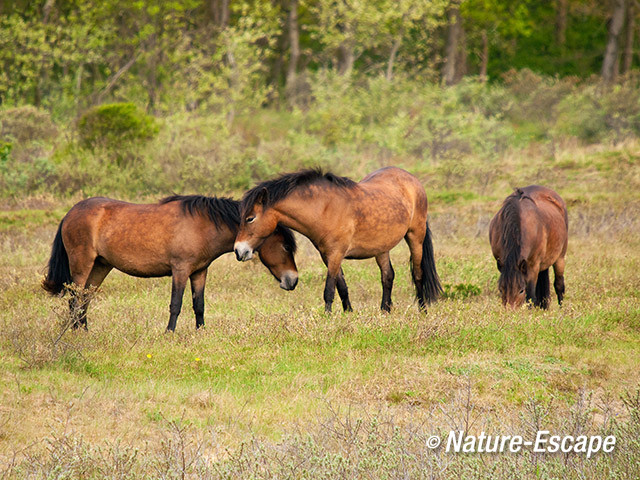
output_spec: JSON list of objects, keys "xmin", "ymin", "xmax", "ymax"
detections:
[
  {"xmin": 256, "ymin": 187, "xmax": 269, "ymax": 205},
  {"xmin": 518, "ymin": 258, "xmax": 528, "ymax": 275}
]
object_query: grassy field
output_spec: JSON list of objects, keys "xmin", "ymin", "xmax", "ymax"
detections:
[{"xmin": 1, "ymin": 140, "xmax": 639, "ymax": 478}]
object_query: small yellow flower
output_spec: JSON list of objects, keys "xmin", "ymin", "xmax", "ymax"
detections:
[
  {"xmin": 195, "ymin": 357, "xmax": 200, "ymax": 362},
  {"xmin": 147, "ymin": 354, "xmax": 152, "ymax": 359}
]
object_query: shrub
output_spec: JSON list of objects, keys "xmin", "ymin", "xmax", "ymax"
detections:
[
  {"xmin": 554, "ymin": 87, "xmax": 608, "ymax": 143},
  {"xmin": 0, "ymin": 105, "xmax": 58, "ymax": 144},
  {"xmin": 442, "ymin": 282, "xmax": 482, "ymax": 300},
  {"xmin": 502, "ymin": 69, "xmax": 578, "ymax": 142},
  {"xmin": 77, "ymin": 103, "xmax": 158, "ymax": 150}
]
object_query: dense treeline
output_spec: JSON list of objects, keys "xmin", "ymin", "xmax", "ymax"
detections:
[
  {"xmin": 1, "ymin": 1, "xmax": 639, "ymax": 200},
  {"xmin": 0, "ymin": 0, "xmax": 637, "ymax": 115}
]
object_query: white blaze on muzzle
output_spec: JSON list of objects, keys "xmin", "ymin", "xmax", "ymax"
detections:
[
  {"xmin": 234, "ymin": 241, "xmax": 254, "ymax": 261},
  {"xmin": 280, "ymin": 270, "xmax": 299, "ymax": 291}
]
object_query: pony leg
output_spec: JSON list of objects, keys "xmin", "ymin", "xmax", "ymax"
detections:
[
  {"xmin": 190, "ymin": 269, "xmax": 208, "ymax": 329},
  {"xmin": 553, "ymin": 257, "xmax": 566, "ymax": 306},
  {"xmin": 67, "ymin": 250, "xmax": 97, "ymax": 329},
  {"xmin": 321, "ymin": 252, "xmax": 350, "ymax": 312},
  {"xmin": 405, "ymin": 231, "xmax": 425, "ymax": 310},
  {"xmin": 336, "ymin": 268, "xmax": 353, "ymax": 312},
  {"xmin": 321, "ymin": 251, "xmax": 346, "ymax": 313},
  {"xmin": 375, "ymin": 252, "xmax": 395, "ymax": 312},
  {"xmin": 72, "ymin": 262, "xmax": 112, "ymax": 328},
  {"xmin": 167, "ymin": 271, "xmax": 189, "ymax": 332},
  {"xmin": 535, "ymin": 269, "xmax": 551, "ymax": 309}
]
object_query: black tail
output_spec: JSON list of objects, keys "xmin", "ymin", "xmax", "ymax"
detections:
[
  {"xmin": 414, "ymin": 221, "xmax": 443, "ymax": 307},
  {"xmin": 42, "ymin": 220, "xmax": 72, "ymax": 295},
  {"xmin": 535, "ymin": 268, "xmax": 550, "ymax": 309}
]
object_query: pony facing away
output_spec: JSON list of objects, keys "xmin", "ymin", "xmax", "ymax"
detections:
[
  {"xmin": 42, "ymin": 196, "xmax": 298, "ymax": 331},
  {"xmin": 489, "ymin": 185, "xmax": 568, "ymax": 309},
  {"xmin": 234, "ymin": 167, "xmax": 442, "ymax": 313}
]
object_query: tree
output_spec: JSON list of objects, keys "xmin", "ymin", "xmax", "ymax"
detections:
[
  {"xmin": 602, "ymin": 0, "xmax": 627, "ymax": 82},
  {"xmin": 286, "ymin": 0, "xmax": 300, "ymax": 90},
  {"xmin": 459, "ymin": 0, "xmax": 533, "ymax": 82},
  {"xmin": 207, "ymin": 0, "xmax": 230, "ymax": 28},
  {"xmin": 443, "ymin": 1, "xmax": 464, "ymax": 85},
  {"xmin": 622, "ymin": 0, "xmax": 636, "ymax": 74},
  {"xmin": 555, "ymin": 0, "xmax": 568, "ymax": 48}
]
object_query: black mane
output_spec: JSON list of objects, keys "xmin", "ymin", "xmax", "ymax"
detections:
[
  {"xmin": 275, "ymin": 224, "xmax": 297, "ymax": 254},
  {"xmin": 159, "ymin": 194, "xmax": 296, "ymax": 252},
  {"xmin": 241, "ymin": 168, "xmax": 356, "ymax": 216},
  {"xmin": 498, "ymin": 189, "xmax": 525, "ymax": 290},
  {"xmin": 159, "ymin": 195, "xmax": 240, "ymax": 231}
]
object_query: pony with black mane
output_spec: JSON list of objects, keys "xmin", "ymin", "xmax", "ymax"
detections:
[
  {"xmin": 43, "ymin": 195, "xmax": 297, "ymax": 331},
  {"xmin": 234, "ymin": 167, "xmax": 442, "ymax": 313},
  {"xmin": 489, "ymin": 185, "xmax": 568, "ymax": 309}
]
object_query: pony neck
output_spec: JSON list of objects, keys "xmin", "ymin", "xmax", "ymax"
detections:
[{"xmin": 271, "ymin": 187, "xmax": 335, "ymax": 240}]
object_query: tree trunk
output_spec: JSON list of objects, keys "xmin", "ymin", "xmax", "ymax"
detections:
[
  {"xmin": 35, "ymin": 0, "xmax": 57, "ymax": 107},
  {"xmin": 454, "ymin": 21, "xmax": 467, "ymax": 82},
  {"xmin": 602, "ymin": 0, "xmax": 627, "ymax": 82},
  {"xmin": 555, "ymin": 0, "xmax": 568, "ymax": 47},
  {"xmin": 443, "ymin": 2, "xmax": 461, "ymax": 85},
  {"xmin": 42, "ymin": 0, "xmax": 55, "ymax": 23},
  {"xmin": 623, "ymin": 1, "xmax": 635, "ymax": 73},
  {"xmin": 208, "ymin": 0, "xmax": 230, "ymax": 28},
  {"xmin": 386, "ymin": 36, "xmax": 402, "ymax": 81},
  {"xmin": 479, "ymin": 30, "xmax": 489, "ymax": 81},
  {"xmin": 337, "ymin": 42, "xmax": 355, "ymax": 75},
  {"xmin": 286, "ymin": 0, "xmax": 300, "ymax": 89}
]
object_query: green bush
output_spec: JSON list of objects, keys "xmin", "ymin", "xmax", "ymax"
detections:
[
  {"xmin": 0, "ymin": 145, "xmax": 57, "ymax": 197},
  {"xmin": 502, "ymin": 69, "xmax": 577, "ymax": 142},
  {"xmin": 552, "ymin": 75, "xmax": 640, "ymax": 144},
  {"xmin": 442, "ymin": 282, "xmax": 482, "ymax": 300},
  {"xmin": 0, "ymin": 105, "xmax": 58, "ymax": 144},
  {"xmin": 77, "ymin": 103, "xmax": 158, "ymax": 150},
  {"xmin": 601, "ymin": 75, "xmax": 640, "ymax": 143},
  {"xmin": 554, "ymin": 87, "xmax": 608, "ymax": 143}
]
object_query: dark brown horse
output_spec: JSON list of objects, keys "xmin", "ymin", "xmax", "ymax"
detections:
[
  {"xmin": 42, "ymin": 196, "xmax": 298, "ymax": 331},
  {"xmin": 489, "ymin": 185, "xmax": 568, "ymax": 309},
  {"xmin": 234, "ymin": 167, "xmax": 442, "ymax": 313}
]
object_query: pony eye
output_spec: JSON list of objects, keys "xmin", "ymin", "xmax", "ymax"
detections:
[
  {"xmin": 245, "ymin": 216, "xmax": 255, "ymax": 223},
  {"xmin": 282, "ymin": 244, "xmax": 290, "ymax": 252},
  {"xmin": 519, "ymin": 288, "xmax": 525, "ymax": 294}
]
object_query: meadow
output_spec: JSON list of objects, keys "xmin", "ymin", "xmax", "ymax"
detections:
[{"xmin": 1, "ymin": 130, "xmax": 639, "ymax": 478}]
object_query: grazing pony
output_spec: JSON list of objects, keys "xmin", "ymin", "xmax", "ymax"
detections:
[
  {"xmin": 489, "ymin": 185, "xmax": 568, "ymax": 309},
  {"xmin": 234, "ymin": 167, "xmax": 442, "ymax": 313},
  {"xmin": 42, "ymin": 196, "xmax": 298, "ymax": 331}
]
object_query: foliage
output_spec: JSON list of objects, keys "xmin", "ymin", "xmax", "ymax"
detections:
[
  {"xmin": 77, "ymin": 102, "xmax": 158, "ymax": 150},
  {"xmin": 554, "ymin": 75, "xmax": 640, "ymax": 144},
  {"xmin": 442, "ymin": 282, "xmax": 482, "ymax": 299},
  {"xmin": 0, "ymin": 0, "xmax": 631, "ymax": 115},
  {"xmin": 0, "ymin": 73, "xmax": 636, "ymax": 199},
  {"xmin": 0, "ymin": 106, "xmax": 57, "ymax": 144}
]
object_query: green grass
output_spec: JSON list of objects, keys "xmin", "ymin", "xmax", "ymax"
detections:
[{"xmin": 1, "ymin": 141, "xmax": 640, "ymax": 478}]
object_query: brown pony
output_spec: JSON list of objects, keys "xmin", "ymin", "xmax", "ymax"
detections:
[
  {"xmin": 42, "ymin": 196, "xmax": 298, "ymax": 331},
  {"xmin": 489, "ymin": 185, "xmax": 568, "ymax": 309},
  {"xmin": 234, "ymin": 167, "xmax": 442, "ymax": 313}
]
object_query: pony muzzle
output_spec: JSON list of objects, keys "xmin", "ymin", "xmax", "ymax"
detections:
[
  {"xmin": 280, "ymin": 271, "xmax": 298, "ymax": 291},
  {"xmin": 233, "ymin": 241, "xmax": 254, "ymax": 261}
]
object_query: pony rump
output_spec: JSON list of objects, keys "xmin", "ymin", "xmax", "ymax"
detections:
[
  {"xmin": 42, "ymin": 220, "xmax": 72, "ymax": 295},
  {"xmin": 160, "ymin": 195, "xmax": 240, "ymax": 231},
  {"xmin": 498, "ymin": 189, "xmax": 525, "ymax": 293}
]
